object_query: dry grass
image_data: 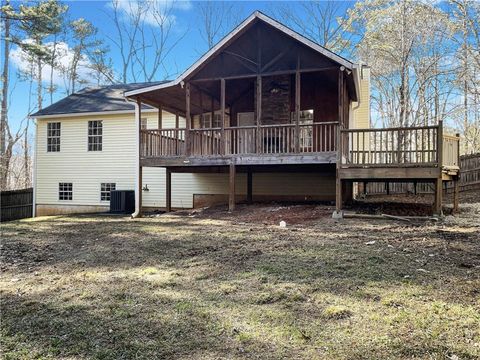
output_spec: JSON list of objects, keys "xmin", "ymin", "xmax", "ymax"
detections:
[{"xmin": 1, "ymin": 204, "xmax": 479, "ymax": 359}]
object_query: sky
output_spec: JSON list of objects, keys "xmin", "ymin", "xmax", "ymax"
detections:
[{"xmin": 8, "ymin": 0, "xmax": 334, "ymax": 133}]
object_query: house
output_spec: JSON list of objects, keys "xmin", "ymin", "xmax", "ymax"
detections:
[{"xmin": 31, "ymin": 11, "xmax": 459, "ymax": 217}]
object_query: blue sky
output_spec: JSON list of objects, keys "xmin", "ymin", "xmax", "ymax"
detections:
[{"xmin": 9, "ymin": 1, "xmax": 333, "ymax": 133}]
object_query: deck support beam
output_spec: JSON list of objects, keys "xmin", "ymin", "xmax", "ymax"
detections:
[
  {"xmin": 229, "ymin": 162, "xmax": 236, "ymax": 212},
  {"xmin": 335, "ymin": 178, "xmax": 343, "ymax": 212},
  {"xmin": 166, "ymin": 168, "xmax": 171, "ymax": 212},
  {"xmin": 247, "ymin": 171, "xmax": 253, "ymax": 204},
  {"xmin": 453, "ymin": 178, "xmax": 459, "ymax": 213},
  {"xmin": 434, "ymin": 177, "xmax": 443, "ymax": 216}
]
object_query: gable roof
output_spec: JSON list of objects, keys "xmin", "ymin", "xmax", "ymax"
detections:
[
  {"xmin": 124, "ymin": 11, "xmax": 355, "ymax": 98},
  {"xmin": 30, "ymin": 82, "xmax": 168, "ymax": 118}
]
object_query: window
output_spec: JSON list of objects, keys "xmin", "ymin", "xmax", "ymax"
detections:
[
  {"xmin": 88, "ymin": 120, "xmax": 103, "ymax": 151},
  {"xmin": 47, "ymin": 122, "xmax": 61, "ymax": 152},
  {"xmin": 100, "ymin": 183, "xmax": 116, "ymax": 201},
  {"xmin": 59, "ymin": 183, "xmax": 73, "ymax": 200},
  {"xmin": 141, "ymin": 118, "xmax": 147, "ymax": 130},
  {"xmin": 200, "ymin": 113, "xmax": 222, "ymax": 128}
]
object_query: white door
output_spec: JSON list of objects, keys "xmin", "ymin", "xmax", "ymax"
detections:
[{"xmin": 237, "ymin": 112, "xmax": 256, "ymax": 153}]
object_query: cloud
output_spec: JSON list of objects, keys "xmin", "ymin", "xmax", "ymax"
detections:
[
  {"xmin": 109, "ymin": 0, "xmax": 192, "ymax": 27},
  {"xmin": 10, "ymin": 40, "xmax": 98, "ymax": 89}
]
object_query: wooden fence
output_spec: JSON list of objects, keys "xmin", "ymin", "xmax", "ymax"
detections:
[
  {"xmin": 364, "ymin": 153, "xmax": 480, "ymax": 195},
  {"xmin": 1, "ymin": 188, "xmax": 33, "ymax": 222}
]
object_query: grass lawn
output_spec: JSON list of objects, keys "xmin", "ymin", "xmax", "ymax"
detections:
[{"xmin": 1, "ymin": 204, "xmax": 479, "ymax": 359}]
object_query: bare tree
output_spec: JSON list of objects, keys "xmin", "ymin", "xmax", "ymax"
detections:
[
  {"xmin": 273, "ymin": 1, "xmax": 351, "ymax": 54},
  {"xmin": 196, "ymin": 0, "xmax": 243, "ymax": 51},
  {"xmin": 107, "ymin": 0, "xmax": 186, "ymax": 83}
]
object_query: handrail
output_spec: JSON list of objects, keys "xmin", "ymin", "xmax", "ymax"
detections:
[{"xmin": 340, "ymin": 125, "xmax": 438, "ymax": 133}]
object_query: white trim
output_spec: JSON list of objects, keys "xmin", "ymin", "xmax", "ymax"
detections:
[
  {"xmin": 124, "ymin": 11, "xmax": 355, "ymax": 98},
  {"xmin": 31, "ymin": 108, "xmax": 158, "ymax": 120}
]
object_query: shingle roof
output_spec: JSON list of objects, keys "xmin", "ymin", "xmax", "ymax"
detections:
[{"xmin": 30, "ymin": 82, "xmax": 169, "ymax": 117}]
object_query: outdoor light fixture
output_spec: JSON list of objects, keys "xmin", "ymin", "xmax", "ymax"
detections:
[{"xmin": 142, "ymin": 184, "xmax": 149, "ymax": 191}]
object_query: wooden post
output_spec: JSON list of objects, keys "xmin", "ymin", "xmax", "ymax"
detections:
[
  {"xmin": 338, "ymin": 68, "xmax": 344, "ymax": 128},
  {"xmin": 247, "ymin": 171, "xmax": 253, "ymax": 204},
  {"xmin": 453, "ymin": 179, "xmax": 459, "ymax": 213},
  {"xmin": 295, "ymin": 58, "xmax": 301, "ymax": 153},
  {"xmin": 166, "ymin": 168, "xmax": 171, "ymax": 212},
  {"xmin": 434, "ymin": 177, "xmax": 443, "ymax": 216},
  {"xmin": 185, "ymin": 82, "xmax": 191, "ymax": 155},
  {"xmin": 175, "ymin": 113, "xmax": 179, "ymax": 128},
  {"xmin": 158, "ymin": 104, "xmax": 163, "ymax": 129},
  {"xmin": 386, "ymin": 182, "xmax": 390, "ymax": 195},
  {"xmin": 256, "ymin": 75, "xmax": 262, "ymax": 153},
  {"xmin": 437, "ymin": 120, "xmax": 443, "ymax": 168},
  {"xmin": 335, "ymin": 177, "xmax": 343, "ymax": 212},
  {"xmin": 229, "ymin": 161, "xmax": 236, "ymax": 212},
  {"xmin": 220, "ymin": 78, "xmax": 226, "ymax": 155}
]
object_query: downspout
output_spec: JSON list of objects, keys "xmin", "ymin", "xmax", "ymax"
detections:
[
  {"xmin": 32, "ymin": 118, "xmax": 38, "ymax": 217},
  {"xmin": 127, "ymin": 97, "xmax": 142, "ymax": 218}
]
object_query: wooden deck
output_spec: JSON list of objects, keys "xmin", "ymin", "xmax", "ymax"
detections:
[
  {"xmin": 336, "ymin": 123, "xmax": 460, "ymax": 215},
  {"xmin": 140, "ymin": 122, "xmax": 338, "ymax": 166},
  {"xmin": 338, "ymin": 124, "xmax": 460, "ymax": 179}
]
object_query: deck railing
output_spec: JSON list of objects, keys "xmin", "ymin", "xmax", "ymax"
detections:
[
  {"xmin": 140, "ymin": 129, "xmax": 185, "ymax": 157},
  {"xmin": 141, "ymin": 122, "xmax": 338, "ymax": 157},
  {"xmin": 340, "ymin": 125, "xmax": 460, "ymax": 169}
]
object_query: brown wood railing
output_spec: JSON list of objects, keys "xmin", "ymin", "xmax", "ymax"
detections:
[
  {"xmin": 190, "ymin": 128, "xmax": 223, "ymax": 156},
  {"xmin": 141, "ymin": 129, "xmax": 185, "ymax": 157},
  {"xmin": 340, "ymin": 125, "xmax": 460, "ymax": 169},
  {"xmin": 225, "ymin": 122, "xmax": 338, "ymax": 155}
]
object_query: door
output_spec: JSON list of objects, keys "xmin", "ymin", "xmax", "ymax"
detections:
[{"xmin": 237, "ymin": 112, "xmax": 255, "ymax": 154}]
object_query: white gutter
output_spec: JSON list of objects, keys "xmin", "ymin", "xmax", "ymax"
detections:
[{"xmin": 32, "ymin": 119, "xmax": 38, "ymax": 217}]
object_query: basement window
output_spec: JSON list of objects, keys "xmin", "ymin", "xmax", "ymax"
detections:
[
  {"xmin": 47, "ymin": 122, "xmax": 61, "ymax": 152},
  {"xmin": 59, "ymin": 183, "xmax": 73, "ymax": 201},
  {"xmin": 100, "ymin": 183, "xmax": 116, "ymax": 201},
  {"xmin": 88, "ymin": 120, "xmax": 103, "ymax": 151}
]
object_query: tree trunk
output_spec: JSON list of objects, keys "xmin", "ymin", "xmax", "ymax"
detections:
[{"xmin": 1, "ymin": 10, "xmax": 10, "ymax": 190}]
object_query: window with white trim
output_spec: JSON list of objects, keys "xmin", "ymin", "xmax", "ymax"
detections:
[
  {"xmin": 88, "ymin": 120, "xmax": 103, "ymax": 151},
  {"xmin": 59, "ymin": 183, "xmax": 73, "ymax": 200},
  {"xmin": 200, "ymin": 113, "xmax": 222, "ymax": 128},
  {"xmin": 47, "ymin": 122, "xmax": 61, "ymax": 152},
  {"xmin": 100, "ymin": 183, "xmax": 116, "ymax": 201}
]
